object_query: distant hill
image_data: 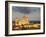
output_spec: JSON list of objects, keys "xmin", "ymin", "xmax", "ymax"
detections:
[
  {"xmin": 12, "ymin": 21, "xmax": 40, "ymax": 24},
  {"xmin": 29, "ymin": 21, "xmax": 40, "ymax": 24}
]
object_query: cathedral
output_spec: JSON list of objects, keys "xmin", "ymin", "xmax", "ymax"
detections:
[{"xmin": 15, "ymin": 16, "xmax": 29, "ymax": 26}]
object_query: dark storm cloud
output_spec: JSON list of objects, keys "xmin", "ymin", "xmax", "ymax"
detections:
[
  {"xmin": 12, "ymin": 6, "xmax": 40, "ymax": 14},
  {"xmin": 12, "ymin": 6, "xmax": 31, "ymax": 14}
]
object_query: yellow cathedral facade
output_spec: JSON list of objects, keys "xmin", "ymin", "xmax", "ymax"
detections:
[{"xmin": 15, "ymin": 16, "xmax": 29, "ymax": 26}]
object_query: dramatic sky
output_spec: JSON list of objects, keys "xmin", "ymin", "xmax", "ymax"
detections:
[{"xmin": 12, "ymin": 6, "xmax": 40, "ymax": 21}]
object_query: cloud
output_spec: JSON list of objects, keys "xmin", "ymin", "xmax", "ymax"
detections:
[{"xmin": 12, "ymin": 6, "xmax": 40, "ymax": 21}]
